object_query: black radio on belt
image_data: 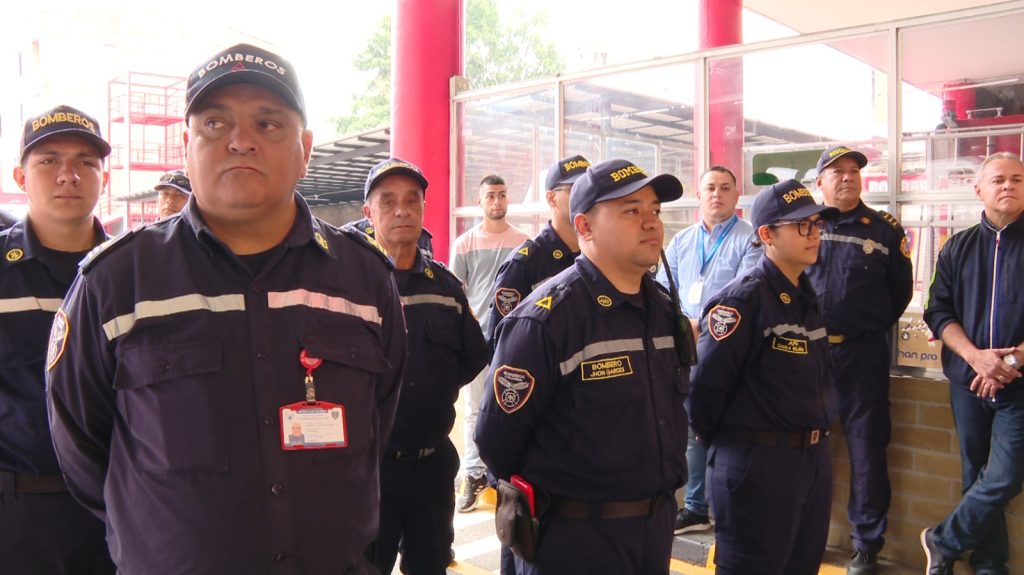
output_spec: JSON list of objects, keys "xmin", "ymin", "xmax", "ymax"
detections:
[{"xmin": 660, "ymin": 250, "xmax": 698, "ymax": 367}]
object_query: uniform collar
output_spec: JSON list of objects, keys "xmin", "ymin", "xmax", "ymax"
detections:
[
  {"xmin": 758, "ymin": 256, "xmax": 818, "ymax": 308},
  {"xmin": 981, "ymin": 211, "xmax": 1024, "ymax": 234},
  {"xmin": 833, "ymin": 201, "xmax": 871, "ymax": 225},
  {"xmin": 1, "ymin": 217, "xmax": 106, "ymax": 269},
  {"xmin": 538, "ymin": 221, "xmax": 578, "ymax": 258},
  {"xmin": 575, "ymin": 254, "xmax": 655, "ymax": 313},
  {"xmin": 182, "ymin": 192, "xmax": 333, "ymax": 259}
]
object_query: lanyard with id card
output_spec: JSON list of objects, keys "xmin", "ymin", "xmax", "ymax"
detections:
[{"xmin": 280, "ymin": 349, "xmax": 348, "ymax": 450}]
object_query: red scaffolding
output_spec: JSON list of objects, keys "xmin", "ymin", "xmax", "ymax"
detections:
[{"xmin": 100, "ymin": 71, "xmax": 187, "ymax": 232}]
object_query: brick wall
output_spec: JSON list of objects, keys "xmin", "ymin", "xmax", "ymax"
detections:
[{"xmin": 828, "ymin": 375, "xmax": 1024, "ymax": 572}]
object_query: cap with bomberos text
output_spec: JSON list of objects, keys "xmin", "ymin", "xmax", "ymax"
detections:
[
  {"xmin": 751, "ymin": 179, "xmax": 840, "ymax": 229},
  {"xmin": 570, "ymin": 158, "xmax": 683, "ymax": 220},
  {"xmin": 545, "ymin": 154, "xmax": 590, "ymax": 191},
  {"xmin": 364, "ymin": 158, "xmax": 429, "ymax": 201},
  {"xmin": 185, "ymin": 43, "xmax": 306, "ymax": 124},
  {"xmin": 20, "ymin": 105, "xmax": 111, "ymax": 163}
]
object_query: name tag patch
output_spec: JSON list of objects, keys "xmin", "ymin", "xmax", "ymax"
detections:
[
  {"xmin": 581, "ymin": 355, "xmax": 633, "ymax": 381},
  {"xmin": 771, "ymin": 336, "xmax": 808, "ymax": 355}
]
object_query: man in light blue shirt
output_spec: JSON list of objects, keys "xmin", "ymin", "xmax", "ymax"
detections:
[{"xmin": 656, "ymin": 165, "xmax": 762, "ymax": 534}]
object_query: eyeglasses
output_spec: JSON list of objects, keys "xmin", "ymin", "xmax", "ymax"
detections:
[{"xmin": 771, "ymin": 218, "xmax": 827, "ymax": 237}]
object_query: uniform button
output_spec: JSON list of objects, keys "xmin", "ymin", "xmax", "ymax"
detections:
[
  {"xmin": 264, "ymin": 416, "xmax": 275, "ymax": 426},
  {"xmin": 274, "ymin": 552, "xmax": 286, "ymax": 564},
  {"xmin": 408, "ymin": 381, "xmax": 416, "ymax": 387},
  {"xmin": 349, "ymin": 348, "xmax": 359, "ymax": 359},
  {"xmin": 659, "ymin": 420, "xmax": 666, "ymax": 426},
  {"xmin": 156, "ymin": 359, "xmax": 170, "ymax": 373},
  {"xmin": 256, "ymin": 350, "xmax": 267, "ymax": 359},
  {"xmin": 270, "ymin": 483, "xmax": 284, "ymax": 496},
  {"xmin": 251, "ymin": 283, "xmax": 262, "ymax": 293}
]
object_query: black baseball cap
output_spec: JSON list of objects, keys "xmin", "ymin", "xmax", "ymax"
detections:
[
  {"xmin": 20, "ymin": 105, "xmax": 111, "ymax": 162},
  {"xmin": 816, "ymin": 145, "xmax": 868, "ymax": 174},
  {"xmin": 570, "ymin": 158, "xmax": 683, "ymax": 220},
  {"xmin": 185, "ymin": 43, "xmax": 306, "ymax": 124},
  {"xmin": 545, "ymin": 154, "xmax": 590, "ymax": 191},
  {"xmin": 156, "ymin": 169, "xmax": 191, "ymax": 196},
  {"xmin": 751, "ymin": 179, "xmax": 840, "ymax": 229},
  {"xmin": 364, "ymin": 158, "xmax": 429, "ymax": 201}
]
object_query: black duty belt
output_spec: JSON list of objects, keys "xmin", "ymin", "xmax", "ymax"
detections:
[
  {"xmin": 548, "ymin": 494, "xmax": 666, "ymax": 520},
  {"xmin": 726, "ymin": 428, "xmax": 829, "ymax": 449},
  {"xmin": 388, "ymin": 447, "xmax": 436, "ymax": 461},
  {"xmin": 0, "ymin": 471, "xmax": 68, "ymax": 494}
]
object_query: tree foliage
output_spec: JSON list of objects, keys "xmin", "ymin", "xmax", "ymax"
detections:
[{"xmin": 334, "ymin": 0, "xmax": 563, "ymax": 135}]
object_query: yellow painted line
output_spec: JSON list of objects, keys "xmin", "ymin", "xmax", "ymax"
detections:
[
  {"xmin": 817, "ymin": 563, "xmax": 846, "ymax": 575},
  {"xmin": 670, "ymin": 558, "xmax": 714, "ymax": 574}
]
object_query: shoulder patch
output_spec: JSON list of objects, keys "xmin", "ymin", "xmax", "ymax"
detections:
[
  {"xmin": 534, "ymin": 295, "xmax": 553, "ymax": 310},
  {"xmin": 518, "ymin": 246, "xmax": 529, "ymax": 256},
  {"xmin": 340, "ymin": 226, "xmax": 394, "ymax": 269},
  {"xmin": 878, "ymin": 210, "xmax": 902, "ymax": 231},
  {"xmin": 707, "ymin": 304, "xmax": 742, "ymax": 341},
  {"xmin": 47, "ymin": 309, "xmax": 70, "ymax": 371},
  {"xmin": 495, "ymin": 287, "xmax": 522, "ymax": 317},
  {"xmin": 900, "ymin": 235, "xmax": 911, "ymax": 259},
  {"xmin": 493, "ymin": 365, "xmax": 535, "ymax": 414},
  {"xmin": 80, "ymin": 230, "xmax": 135, "ymax": 272}
]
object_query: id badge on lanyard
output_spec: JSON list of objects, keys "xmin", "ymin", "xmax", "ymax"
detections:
[{"xmin": 280, "ymin": 350, "xmax": 347, "ymax": 450}]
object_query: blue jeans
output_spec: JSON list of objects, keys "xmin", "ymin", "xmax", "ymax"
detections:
[
  {"xmin": 684, "ymin": 426, "xmax": 709, "ymax": 515},
  {"xmin": 460, "ymin": 368, "xmax": 488, "ymax": 479},
  {"xmin": 932, "ymin": 383, "xmax": 1024, "ymax": 572}
]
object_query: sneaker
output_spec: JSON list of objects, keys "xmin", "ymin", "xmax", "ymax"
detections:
[
  {"xmin": 846, "ymin": 550, "xmax": 878, "ymax": 575},
  {"xmin": 673, "ymin": 508, "xmax": 712, "ymax": 534},
  {"xmin": 920, "ymin": 528, "xmax": 955, "ymax": 575},
  {"xmin": 456, "ymin": 474, "xmax": 488, "ymax": 513}
]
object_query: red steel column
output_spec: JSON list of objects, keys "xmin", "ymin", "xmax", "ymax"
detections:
[
  {"xmin": 391, "ymin": 0, "xmax": 462, "ymax": 263},
  {"xmin": 699, "ymin": 0, "xmax": 744, "ymax": 187}
]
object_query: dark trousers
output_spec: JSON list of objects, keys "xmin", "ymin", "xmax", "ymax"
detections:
[
  {"xmin": 931, "ymin": 383, "xmax": 1024, "ymax": 573},
  {"xmin": 708, "ymin": 435, "xmax": 832, "ymax": 575},
  {"xmin": 515, "ymin": 494, "xmax": 676, "ymax": 575},
  {"xmin": 831, "ymin": 335, "xmax": 892, "ymax": 554},
  {"xmin": 368, "ymin": 440, "xmax": 459, "ymax": 575},
  {"xmin": 0, "ymin": 475, "xmax": 114, "ymax": 575}
]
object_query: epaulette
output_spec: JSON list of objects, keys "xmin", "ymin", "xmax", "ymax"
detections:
[
  {"xmin": 525, "ymin": 282, "xmax": 571, "ymax": 318},
  {"xmin": 878, "ymin": 210, "xmax": 903, "ymax": 231},
  {"xmin": 81, "ymin": 230, "xmax": 135, "ymax": 272},
  {"xmin": 339, "ymin": 226, "xmax": 394, "ymax": 269},
  {"xmin": 426, "ymin": 257, "xmax": 461, "ymax": 284},
  {"xmin": 511, "ymin": 238, "xmax": 538, "ymax": 261}
]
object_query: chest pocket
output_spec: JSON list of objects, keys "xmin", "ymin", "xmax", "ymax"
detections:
[
  {"xmin": 0, "ymin": 343, "xmax": 44, "ymax": 368},
  {"xmin": 300, "ymin": 331, "xmax": 390, "ymax": 461},
  {"xmin": 114, "ymin": 341, "xmax": 226, "ymax": 475},
  {"xmin": 569, "ymin": 355, "xmax": 647, "ymax": 472}
]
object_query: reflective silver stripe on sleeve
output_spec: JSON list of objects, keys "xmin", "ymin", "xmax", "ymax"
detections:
[
  {"xmin": 559, "ymin": 338, "xmax": 645, "ymax": 376},
  {"xmin": 653, "ymin": 336, "xmax": 675, "ymax": 349},
  {"xmin": 103, "ymin": 293, "xmax": 246, "ymax": 341},
  {"xmin": 820, "ymin": 233, "xmax": 890, "ymax": 256},
  {"xmin": 400, "ymin": 294, "xmax": 462, "ymax": 314},
  {"xmin": 268, "ymin": 289, "xmax": 381, "ymax": 325},
  {"xmin": 763, "ymin": 323, "xmax": 828, "ymax": 341},
  {"xmin": 0, "ymin": 297, "xmax": 63, "ymax": 313}
]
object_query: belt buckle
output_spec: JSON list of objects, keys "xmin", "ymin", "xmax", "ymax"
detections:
[
  {"xmin": 808, "ymin": 429, "xmax": 821, "ymax": 445},
  {"xmin": 827, "ymin": 334, "xmax": 845, "ymax": 344}
]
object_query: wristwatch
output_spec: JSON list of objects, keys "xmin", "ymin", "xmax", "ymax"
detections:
[{"xmin": 1004, "ymin": 353, "xmax": 1020, "ymax": 368}]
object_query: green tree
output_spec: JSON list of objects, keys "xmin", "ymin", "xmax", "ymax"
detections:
[{"xmin": 334, "ymin": 0, "xmax": 563, "ymax": 135}]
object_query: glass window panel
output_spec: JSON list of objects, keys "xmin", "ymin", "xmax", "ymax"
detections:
[
  {"xmin": 456, "ymin": 87, "xmax": 558, "ymax": 209},
  {"xmin": 709, "ymin": 34, "xmax": 889, "ymax": 195}
]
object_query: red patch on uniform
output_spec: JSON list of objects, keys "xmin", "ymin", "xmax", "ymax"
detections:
[
  {"xmin": 494, "ymin": 287, "xmax": 522, "ymax": 317},
  {"xmin": 493, "ymin": 365, "xmax": 535, "ymax": 414},
  {"xmin": 707, "ymin": 304, "xmax": 741, "ymax": 341}
]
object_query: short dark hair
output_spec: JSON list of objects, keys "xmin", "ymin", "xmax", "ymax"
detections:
[
  {"xmin": 480, "ymin": 174, "xmax": 505, "ymax": 187},
  {"xmin": 700, "ymin": 165, "xmax": 737, "ymax": 185}
]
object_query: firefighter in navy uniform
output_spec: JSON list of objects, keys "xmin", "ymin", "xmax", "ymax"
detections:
[
  {"xmin": 485, "ymin": 155, "xmax": 587, "ymax": 341},
  {"xmin": 476, "ymin": 158, "xmax": 691, "ymax": 575},
  {"xmin": 0, "ymin": 105, "xmax": 115, "ymax": 574},
  {"xmin": 690, "ymin": 179, "xmax": 839, "ymax": 575},
  {"xmin": 46, "ymin": 44, "xmax": 406, "ymax": 575},
  {"xmin": 350, "ymin": 215, "xmax": 434, "ymax": 259},
  {"xmin": 806, "ymin": 146, "xmax": 913, "ymax": 575},
  {"xmin": 356, "ymin": 158, "xmax": 489, "ymax": 575}
]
